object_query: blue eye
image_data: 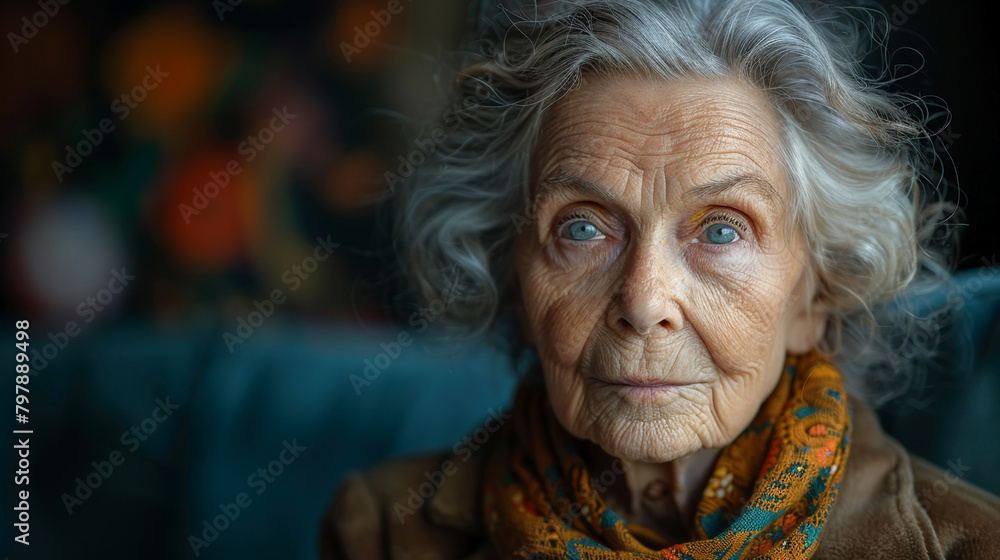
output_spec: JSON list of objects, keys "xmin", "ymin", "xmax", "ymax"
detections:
[
  {"xmin": 566, "ymin": 220, "xmax": 602, "ymax": 241},
  {"xmin": 704, "ymin": 223, "xmax": 739, "ymax": 244}
]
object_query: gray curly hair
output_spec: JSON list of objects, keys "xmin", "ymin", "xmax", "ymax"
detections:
[{"xmin": 392, "ymin": 0, "xmax": 957, "ymax": 407}]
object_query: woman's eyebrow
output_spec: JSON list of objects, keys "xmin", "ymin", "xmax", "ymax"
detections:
[
  {"xmin": 534, "ymin": 171, "xmax": 620, "ymax": 209},
  {"xmin": 681, "ymin": 173, "xmax": 783, "ymax": 213}
]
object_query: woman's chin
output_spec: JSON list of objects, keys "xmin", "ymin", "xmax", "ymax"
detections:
[
  {"xmin": 584, "ymin": 414, "xmax": 706, "ymax": 465},
  {"xmin": 596, "ymin": 436, "xmax": 699, "ymax": 465}
]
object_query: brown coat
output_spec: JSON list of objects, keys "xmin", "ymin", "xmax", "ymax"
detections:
[{"xmin": 318, "ymin": 399, "xmax": 1000, "ymax": 559}]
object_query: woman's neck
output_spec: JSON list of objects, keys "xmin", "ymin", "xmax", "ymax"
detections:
[{"xmin": 585, "ymin": 443, "xmax": 723, "ymax": 540}]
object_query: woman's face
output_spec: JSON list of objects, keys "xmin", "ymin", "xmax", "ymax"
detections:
[{"xmin": 514, "ymin": 74, "xmax": 827, "ymax": 463}]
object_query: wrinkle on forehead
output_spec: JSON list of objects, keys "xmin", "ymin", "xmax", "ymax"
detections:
[{"xmin": 532, "ymin": 73, "xmax": 787, "ymax": 203}]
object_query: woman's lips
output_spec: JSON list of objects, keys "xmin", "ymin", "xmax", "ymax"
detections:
[
  {"xmin": 600, "ymin": 380, "xmax": 695, "ymax": 395},
  {"xmin": 595, "ymin": 372, "xmax": 702, "ymax": 388},
  {"xmin": 606, "ymin": 380, "xmax": 687, "ymax": 388},
  {"xmin": 598, "ymin": 380, "xmax": 692, "ymax": 402},
  {"xmin": 588, "ymin": 370, "xmax": 705, "ymax": 401},
  {"xmin": 587, "ymin": 358, "xmax": 709, "ymax": 390},
  {"xmin": 591, "ymin": 368, "xmax": 708, "ymax": 391}
]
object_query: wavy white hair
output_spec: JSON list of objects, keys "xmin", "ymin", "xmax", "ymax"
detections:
[{"xmin": 392, "ymin": 0, "xmax": 958, "ymax": 407}]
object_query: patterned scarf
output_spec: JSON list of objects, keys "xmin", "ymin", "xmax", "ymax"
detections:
[{"xmin": 482, "ymin": 350, "xmax": 851, "ymax": 559}]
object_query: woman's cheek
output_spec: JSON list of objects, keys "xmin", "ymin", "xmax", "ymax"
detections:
[
  {"xmin": 682, "ymin": 241, "xmax": 760, "ymax": 292},
  {"xmin": 685, "ymin": 255, "xmax": 791, "ymax": 369},
  {"xmin": 681, "ymin": 245, "xmax": 770, "ymax": 351},
  {"xmin": 547, "ymin": 236, "xmax": 622, "ymax": 273},
  {"xmin": 526, "ymin": 261, "xmax": 612, "ymax": 367}
]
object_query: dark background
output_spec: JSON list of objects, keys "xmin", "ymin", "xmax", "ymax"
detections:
[{"xmin": 0, "ymin": 0, "xmax": 997, "ymax": 559}]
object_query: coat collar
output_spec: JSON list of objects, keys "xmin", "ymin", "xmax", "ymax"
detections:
[
  {"xmin": 426, "ymin": 439, "xmax": 490, "ymax": 534},
  {"xmin": 423, "ymin": 395, "xmax": 937, "ymax": 559},
  {"xmin": 817, "ymin": 396, "xmax": 939, "ymax": 559}
]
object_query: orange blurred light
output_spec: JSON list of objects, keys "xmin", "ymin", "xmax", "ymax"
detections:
[
  {"xmin": 329, "ymin": 0, "xmax": 407, "ymax": 71},
  {"xmin": 102, "ymin": 7, "xmax": 225, "ymax": 133},
  {"xmin": 159, "ymin": 151, "xmax": 260, "ymax": 269},
  {"xmin": 325, "ymin": 151, "xmax": 386, "ymax": 213}
]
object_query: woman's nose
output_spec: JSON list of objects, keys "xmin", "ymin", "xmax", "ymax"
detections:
[{"xmin": 610, "ymin": 243, "xmax": 684, "ymax": 336}]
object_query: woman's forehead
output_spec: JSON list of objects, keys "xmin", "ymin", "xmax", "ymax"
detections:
[{"xmin": 532, "ymin": 73, "xmax": 788, "ymax": 202}]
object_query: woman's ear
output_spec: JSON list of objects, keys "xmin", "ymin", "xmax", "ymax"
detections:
[{"xmin": 785, "ymin": 271, "xmax": 828, "ymax": 354}]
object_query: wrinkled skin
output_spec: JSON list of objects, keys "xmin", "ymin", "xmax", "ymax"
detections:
[{"xmin": 513, "ymin": 73, "xmax": 828, "ymax": 470}]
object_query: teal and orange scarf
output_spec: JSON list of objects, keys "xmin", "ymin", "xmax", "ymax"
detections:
[{"xmin": 483, "ymin": 350, "xmax": 851, "ymax": 559}]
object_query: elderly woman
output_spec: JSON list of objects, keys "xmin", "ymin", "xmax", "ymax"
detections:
[{"xmin": 320, "ymin": 0, "xmax": 1000, "ymax": 558}]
